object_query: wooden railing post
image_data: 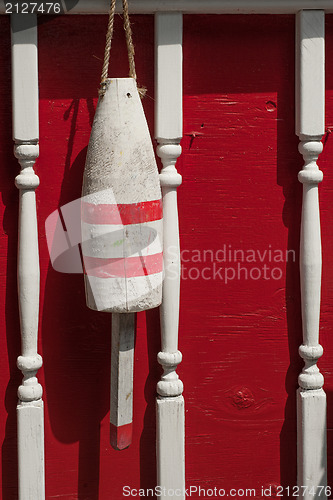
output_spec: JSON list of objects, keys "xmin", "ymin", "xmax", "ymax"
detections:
[
  {"xmin": 296, "ymin": 10, "xmax": 327, "ymax": 499},
  {"xmin": 11, "ymin": 14, "xmax": 45, "ymax": 500},
  {"xmin": 155, "ymin": 12, "xmax": 185, "ymax": 499}
]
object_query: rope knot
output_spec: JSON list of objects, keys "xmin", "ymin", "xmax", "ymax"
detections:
[{"xmin": 98, "ymin": 80, "xmax": 108, "ymax": 98}]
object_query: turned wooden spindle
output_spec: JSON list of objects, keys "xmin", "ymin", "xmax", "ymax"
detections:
[
  {"xmin": 157, "ymin": 142, "xmax": 183, "ymax": 398},
  {"xmin": 155, "ymin": 12, "xmax": 185, "ymax": 498},
  {"xmin": 296, "ymin": 10, "xmax": 327, "ymax": 499},
  {"xmin": 157, "ymin": 139, "xmax": 185, "ymax": 500},
  {"xmin": 11, "ymin": 14, "xmax": 45, "ymax": 500},
  {"xmin": 15, "ymin": 143, "xmax": 43, "ymax": 407}
]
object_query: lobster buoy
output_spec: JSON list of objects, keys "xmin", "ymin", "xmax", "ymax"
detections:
[{"xmin": 81, "ymin": 78, "xmax": 163, "ymax": 313}]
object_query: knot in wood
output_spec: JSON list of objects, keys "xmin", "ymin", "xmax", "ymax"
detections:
[{"xmin": 230, "ymin": 387, "xmax": 255, "ymax": 409}]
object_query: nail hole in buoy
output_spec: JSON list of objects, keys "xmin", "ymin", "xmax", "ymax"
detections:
[{"xmin": 127, "ymin": 93, "xmax": 132, "ymax": 98}]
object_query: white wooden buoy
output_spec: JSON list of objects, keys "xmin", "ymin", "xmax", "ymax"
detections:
[
  {"xmin": 80, "ymin": 0, "xmax": 163, "ymax": 451},
  {"xmin": 81, "ymin": 76, "xmax": 163, "ymax": 450},
  {"xmin": 81, "ymin": 78, "xmax": 163, "ymax": 313}
]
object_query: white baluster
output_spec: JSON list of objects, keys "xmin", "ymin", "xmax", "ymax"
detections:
[
  {"xmin": 296, "ymin": 10, "xmax": 327, "ymax": 499},
  {"xmin": 155, "ymin": 13, "xmax": 185, "ymax": 499},
  {"xmin": 11, "ymin": 14, "xmax": 45, "ymax": 500},
  {"xmin": 157, "ymin": 140, "xmax": 184, "ymax": 500}
]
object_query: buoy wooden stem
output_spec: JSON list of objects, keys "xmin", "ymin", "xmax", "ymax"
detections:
[{"xmin": 110, "ymin": 313, "xmax": 135, "ymax": 450}]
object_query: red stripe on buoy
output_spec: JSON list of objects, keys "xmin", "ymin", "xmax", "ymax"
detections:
[
  {"xmin": 81, "ymin": 199, "xmax": 162, "ymax": 225},
  {"xmin": 83, "ymin": 252, "xmax": 163, "ymax": 278},
  {"xmin": 110, "ymin": 422, "xmax": 132, "ymax": 451}
]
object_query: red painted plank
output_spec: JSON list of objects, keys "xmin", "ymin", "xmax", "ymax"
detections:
[{"xmin": 0, "ymin": 12, "xmax": 332, "ymax": 500}]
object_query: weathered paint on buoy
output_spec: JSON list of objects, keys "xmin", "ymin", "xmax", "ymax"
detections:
[{"xmin": 81, "ymin": 78, "xmax": 163, "ymax": 313}]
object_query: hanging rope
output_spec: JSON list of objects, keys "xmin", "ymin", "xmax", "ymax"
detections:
[
  {"xmin": 99, "ymin": 0, "xmax": 146, "ymax": 98},
  {"xmin": 122, "ymin": 0, "xmax": 136, "ymax": 81},
  {"xmin": 100, "ymin": 0, "xmax": 117, "ymax": 94}
]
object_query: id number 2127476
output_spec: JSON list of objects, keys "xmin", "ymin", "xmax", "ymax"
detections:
[{"xmin": 5, "ymin": 3, "xmax": 61, "ymax": 14}]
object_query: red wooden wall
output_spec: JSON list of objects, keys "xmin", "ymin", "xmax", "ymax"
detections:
[{"xmin": 0, "ymin": 12, "xmax": 333, "ymax": 500}]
